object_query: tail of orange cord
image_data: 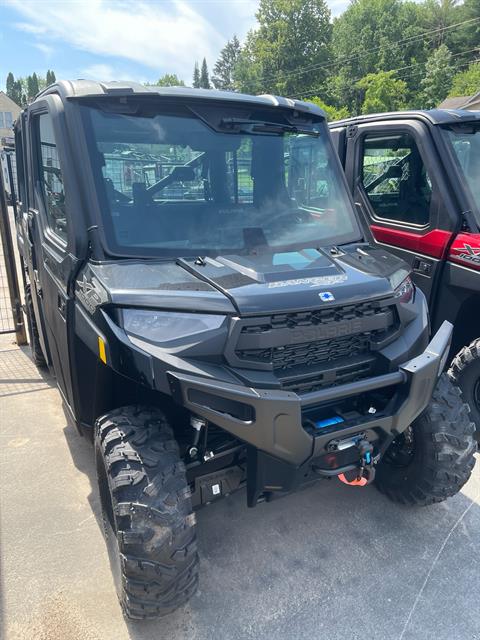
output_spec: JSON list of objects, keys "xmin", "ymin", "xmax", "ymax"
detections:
[{"xmin": 338, "ymin": 473, "xmax": 368, "ymax": 487}]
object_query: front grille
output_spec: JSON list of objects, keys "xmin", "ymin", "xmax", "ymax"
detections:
[
  {"xmin": 233, "ymin": 299, "xmax": 396, "ymax": 392},
  {"xmin": 239, "ymin": 301, "xmax": 388, "ymax": 335},
  {"xmin": 239, "ymin": 333, "xmax": 371, "ymax": 370},
  {"xmin": 280, "ymin": 360, "xmax": 374, "ymax": 394}
]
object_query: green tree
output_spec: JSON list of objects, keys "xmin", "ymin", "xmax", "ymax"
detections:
[
  {"xmin": 356, "ymin": 70, "xmax": 407, "ymax": 113},
  {"xmin": 420, "ymin": 44, "xmax": 454, "ymax": 108},
  {"xmin": 154, "ymin": 73, "xmax": 185, "ymax": 87},
  {"xmin": 200, "ymin": 58, "xmax": 211, "ymax": 89},
  {"xmin": 6, "ymin": 72, "xmax": 15, "ymax": 99},
  {"xmin": 212, "ymin": 35, "xmax": 241, "ymax": 90},
  {"xmin": 457, "ymin": 0, "xmax": 480, "ymax": 58},
  {"xmin": 332, "ymin": 0, "xmax": 426, "ymax": 110},
  {"xmin": 15, "ymin": 81, "xmax": 25, "ymax": 107},
  {"xmin": 308, "ymin": 97, "xmax": 350, "ymax": 121},
  {"xmin": 420, "ymin": 0, "xmax": 460, "ymax": 49},
  {"xmin": 233, "ymin": 31, "xmax": 264, "ymax": 94},
  {"xmin": 5, "ymin": 73, "xmax": 23, "ymax": 106},
  {"xmin": 234, "ymin": 0, "xmax": 332, "ymax": 97},
  {"xmin": 46, "ymin": 70, "xmax": 56, "ymax": 85},
  {"xmin": 449, "ymin": 62, "xmax": 480, "ymax": 97},
  {"xmin": 26, "ymin": 73, "xmax": 39, "ymax": 100},
  {"xmin": 193, "ymin": 61, "xmax": 201, "ymax": 88}
]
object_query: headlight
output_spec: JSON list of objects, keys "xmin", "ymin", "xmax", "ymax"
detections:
[
  {"xmin": 122, "ymin": 309, "xmax": 226, "ymax": 344},
  {"xmin": 394, "ymin": 276, "xmax": 414, "ymax": 304}
]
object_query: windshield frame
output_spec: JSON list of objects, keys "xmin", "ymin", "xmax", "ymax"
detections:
[
  {"xmin": 79, "ymin": 98, "xmax": 363, "ymax": 260},
  {"xmin": 440, "ymin": 121, "xmax": 480, "ymax": 227}
]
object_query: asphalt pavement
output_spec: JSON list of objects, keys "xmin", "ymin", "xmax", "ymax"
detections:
[{"xmin": 1, "ymin": 333, "xmax": 480, "ymax": 640}]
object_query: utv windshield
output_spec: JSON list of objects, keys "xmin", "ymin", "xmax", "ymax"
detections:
[
  {"xmin": 444, "ymin": 123, "xmax": 480, "ymax": 221},
  {"xmin": 81, "ymin": 102, "xmax": 361, "ymax": 258}
]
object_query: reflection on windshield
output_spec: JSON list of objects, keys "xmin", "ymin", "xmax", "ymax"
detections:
[
  {"xmin": 446, "ymin": 127, "xmax": 480, "ymax": 215},
  {"xmin": 83, "ymin": 106, "xmax": 360, "ymax": 257}
]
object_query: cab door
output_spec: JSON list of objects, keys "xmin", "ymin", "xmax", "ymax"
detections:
[
  {"xmin": 26, "ymin": 103, "xmax": 77, "ymax": 410},
  {"xmin": 348, "ymin": 122, "xmax": 457, "ymax": 303}
]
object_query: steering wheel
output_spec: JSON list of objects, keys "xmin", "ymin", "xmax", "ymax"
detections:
[{"xmin": 264, "ymin": 208, "xmax": 312, "ymax": 230}]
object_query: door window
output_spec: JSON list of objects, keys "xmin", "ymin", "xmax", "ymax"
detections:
[
  {"xmin": 36, "ymin": 113, "xmax": 68, "ymax": 241},
  {"xmin": 362, "ymin": 133, "xmax": 432, "ymax": 226}
]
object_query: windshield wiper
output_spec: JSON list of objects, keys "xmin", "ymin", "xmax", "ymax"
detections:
[{"xmin": 220, "ymin": 117, "xmax": 320, "ymax": 137}]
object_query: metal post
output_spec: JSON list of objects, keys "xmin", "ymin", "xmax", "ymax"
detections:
[
  {"xmin": 6, "ymin": 152, "xmax": 18, "ymax": 221},
  {"xmin": 0, "ymin": 161, "xmax": 27, "ymax": 345}
]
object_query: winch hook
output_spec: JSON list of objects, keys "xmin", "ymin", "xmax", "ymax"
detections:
[{"xmin": 338, "ymin": 438, "xmax": 376, "ymax": 487}]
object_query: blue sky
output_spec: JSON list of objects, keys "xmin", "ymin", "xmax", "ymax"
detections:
[{"xmin": 0, "ymin": 0, "xmax": 349, "ymax": 90}]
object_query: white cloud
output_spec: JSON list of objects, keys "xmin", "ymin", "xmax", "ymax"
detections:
[
  {"xmin": 80, "ymin": 62, "xmax": 149, "ymax": 83},
  {"xmin": 14, "ymin": 21, "xmax": 46, "ymax": 34},
  {"xmin": 33, "ymin": 42, "xmax": 54, "ymax": 58},
  {"xmin": 7, "ymin": 0, "xmax": 226, "ymax": 79},
  {"xmin": 80, "ymin": 63, "xmax": 116, "ymax": 82}
]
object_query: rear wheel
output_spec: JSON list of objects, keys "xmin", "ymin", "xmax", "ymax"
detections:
[
  {"xmin": 449, "ymin": 339, "xmax": 480, "ymax": 442},
  {"xmin": 24, "ymin": 284, "xmax": 46, "ymax": 368},
  {"xmin": 375, "ymin": 374, "xmax": 476, "ymax": 506},
  {"xmin": 95, "ymin": 405, "xmax": 199, "ymax": 619}
]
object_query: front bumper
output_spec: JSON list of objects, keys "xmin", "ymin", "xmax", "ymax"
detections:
[{"xmin": 168, "ymin": 320, "xmax": 452, "ymax": 468}]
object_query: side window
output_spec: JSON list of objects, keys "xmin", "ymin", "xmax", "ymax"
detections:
[
  {"xmin": 36, "ymin": 113, "xmax": 68, "ymax": 241},
  {"xmin": 362, "ymin": 132, "xmax": 433, "ymax": 226}
]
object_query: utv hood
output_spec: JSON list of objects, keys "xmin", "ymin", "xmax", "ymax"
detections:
[
  {"xmin": 85, "ymin": 245, "xmax": 409, "ymax": 315},
  {"xmin": 178, "ymin": 246, "xmax": 409, "ymax": 314}
]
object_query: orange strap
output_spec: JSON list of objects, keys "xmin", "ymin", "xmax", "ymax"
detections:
[{"xmin": 338, "ymin": 473, "xmax": 368, "ymax": 487}]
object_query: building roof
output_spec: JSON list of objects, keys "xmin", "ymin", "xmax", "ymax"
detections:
[
  {"xmin": 0, "ymin": 91, "xmax": 21, "ymax": 115},
  {"xmin": 438, "ymin": 92, "xmax": 480, "ymax": 110},
  {"xmin": 34, "ymin": 80, "xmax": 326, "ymax": 118},
  {"xmin": 438, "ymin": 96, "xmax": 472, "ymax": 109},
  {"xmin": 463, "ymin": 91, "xmax": 480, "ymax": 109}
]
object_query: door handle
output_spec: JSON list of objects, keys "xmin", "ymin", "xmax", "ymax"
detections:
[{"xmin": 413, "ymin": 257, "xmax": 432, "ymax": 275}]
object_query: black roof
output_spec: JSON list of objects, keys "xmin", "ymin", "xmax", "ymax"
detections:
[
  {"xmin": 329, "ymin": 108, "xmax": 480, "ymax": 127},
  {"xmin": 34, "ymin": 80, "xmax": 325, "ymax": 118}
]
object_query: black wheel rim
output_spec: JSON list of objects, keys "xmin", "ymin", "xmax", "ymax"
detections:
[{"xmin": 382, "ymin": 425, "xmax": 416, "ymax": 468}]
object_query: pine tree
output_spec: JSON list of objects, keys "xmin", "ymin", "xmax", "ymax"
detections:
[
  {"xmin": 193, "ymin": 61, "xmax": 201, "ymax": 88},
  {"xmin": 212, "ymin": 35, "xmax": 241, "ymax": 91},
  {"xmin": 14, "ymin": 81, "xmax": 24, "ymax": 107},
  {"xmin": 26, "ymin": 74, "xmax": 39, "ymax": 101},
  {"xmin": 6, "ymin": 73, "xmax": 15, "ymax": 99},
  {"xmin": 32, "ymin": 73, "xmax": 39, "ymax": 96},
  {"xmin": 200, "ymin": 58, "xmax": 211, "ymax": 89},
  {"xmin": 46, "ymin": 70, "xmax": 56, "ymax": 85}
]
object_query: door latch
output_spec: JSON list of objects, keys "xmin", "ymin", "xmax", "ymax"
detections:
[
  {"xmin": 33, "ymin": 269, "xmax": 42, "ymax": 298},
  {"xmin": 57, "ymin": 294, "xmax": 67, "ymax": 318}
]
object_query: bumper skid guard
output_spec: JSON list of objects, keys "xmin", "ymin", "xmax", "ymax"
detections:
[{"xmin": 168, "ymin": 321, "xmax": 452, "ymax": 505}]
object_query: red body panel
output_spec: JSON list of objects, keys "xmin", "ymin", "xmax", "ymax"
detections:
[{"xmin": 371, "ymin": 225, "xmax": 452, "ymax": 259}]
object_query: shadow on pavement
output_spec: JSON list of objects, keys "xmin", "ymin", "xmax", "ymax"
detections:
[
  {"xmin": 61, "ymin": 409, "xmax": 480, "ymax": 640},
  {"xmin": 0, "ymin": 343, "xmax": 55, "ymax": 398}
]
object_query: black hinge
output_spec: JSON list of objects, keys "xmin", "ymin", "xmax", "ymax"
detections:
[{"xmin": 346, "ymin": 124, "xmax": 358, "ymax": 138}]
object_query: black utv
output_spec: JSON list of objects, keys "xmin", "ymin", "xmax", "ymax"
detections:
[
  {"xmin": 330, "ymin": 110, "xmax": 480, "ymax": 439},
  {"xmin": 13, "ymin": 82, "xmax": 476, "ymax": 619}
]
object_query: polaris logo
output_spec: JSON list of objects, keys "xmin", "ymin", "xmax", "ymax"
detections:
[{"xmin": 319, "ymin": 291, "xmax": 335, "ymax": 302}]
